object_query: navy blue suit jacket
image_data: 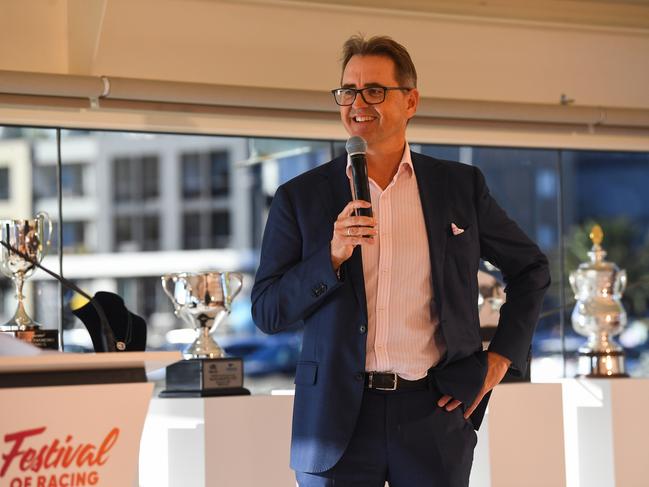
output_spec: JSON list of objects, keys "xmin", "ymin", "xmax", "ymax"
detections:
[{"xmin": 252, "ymin": 152, "xmax": 550, "ymax": 473}]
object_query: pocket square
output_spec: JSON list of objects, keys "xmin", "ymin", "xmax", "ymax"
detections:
[{"xmin": 451, "ymin": 223, "xmax": 465, "ymax": 236}]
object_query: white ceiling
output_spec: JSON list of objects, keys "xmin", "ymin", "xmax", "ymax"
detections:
[{"xmin": 249, "ymin": 0, "xmax": 649, "ymax": 29}]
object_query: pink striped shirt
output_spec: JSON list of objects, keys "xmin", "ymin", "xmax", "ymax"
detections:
[{"xmin": 346, "ymin": 143, "xmax": 446, "ymax": 380}]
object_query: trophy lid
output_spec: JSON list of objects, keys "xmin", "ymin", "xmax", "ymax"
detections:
[{"xmin": 577, "ymin": 224, "xmax": 618, "ymax": 272}]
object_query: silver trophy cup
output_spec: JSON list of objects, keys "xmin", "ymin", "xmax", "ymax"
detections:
[
  {"xmin": 161, "ymin": 271, "xmax": 249, "ymax": 397},
  {"xmin": 570, "ymin": 225, "xmax": 628, "ymax": 377},
  {"xmin": 0, "ymin": 212, "xmax": 52, "ymax": 331},
  {"xmin": 161, "ymin": 271, "xmax": 243, "ymax": 359}
]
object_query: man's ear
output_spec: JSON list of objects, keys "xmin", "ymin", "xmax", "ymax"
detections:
[{"xmin": 407, "ymin": 88, "xmax": 419, "ymax": 116}]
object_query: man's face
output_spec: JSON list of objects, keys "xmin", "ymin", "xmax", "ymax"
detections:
[{"xmin": 339, "ymin": 55, "xmax": 418, "ymax": 151}]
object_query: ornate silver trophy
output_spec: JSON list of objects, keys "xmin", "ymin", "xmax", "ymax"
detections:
[
  {"xmin": 0, "ymin": 213, "xmax": 58, "ymax": 349},
  {"xmin": 570, "ymin": 224, "xmax": 628, "ymax": 377},
  {"xmin": 160, "ymin": 271, "xmax": 250, "ymax": 397}
]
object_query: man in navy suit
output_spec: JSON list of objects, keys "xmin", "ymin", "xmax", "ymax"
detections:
[{"xmin": 252, "ymin": 35, "xmax": 550, "ymax": 487}]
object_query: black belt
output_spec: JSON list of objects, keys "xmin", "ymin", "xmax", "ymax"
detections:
[{"xmin": 364, "ymin": 372, "xmax": 428, "ymax": 391}]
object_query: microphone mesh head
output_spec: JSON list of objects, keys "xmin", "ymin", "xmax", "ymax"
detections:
[{"xmin": 345, "ymin": 136, "xmax": 367, "ymax": 155}]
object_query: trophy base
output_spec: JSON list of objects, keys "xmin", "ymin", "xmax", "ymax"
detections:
[
  {"xmin": 1, "ymin": 329, "xmax": 59, "ymax": 350},
  {"xmin": 577, "ymin": 350, "xmax": 628, "ymax": 378},
  {"xmin": 159, "ymin": 387, "xmax": 251, "ymax": 398},
  {"xmin": 160, "ymin": 357, "xmax": 250, "ymax": 398}
]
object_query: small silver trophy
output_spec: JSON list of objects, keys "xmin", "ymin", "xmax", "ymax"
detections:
[
  {"xmin": 0, "ymin": 213, "xmax": 59, "ymax": 349},
  {"xmin": 570, "ymin": 224, "xmax": 628, "ymax": 377},
  {"xmin": 160, "ymin": 271, "xmax": 250, "ymax": 397}
]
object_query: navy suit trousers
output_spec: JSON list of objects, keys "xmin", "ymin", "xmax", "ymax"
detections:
[{"xmin": 295, "ymin": 383, "xmax": 477, "ymax": 487}]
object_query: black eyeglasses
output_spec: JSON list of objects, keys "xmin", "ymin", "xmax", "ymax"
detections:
[{"xmin": 331, "ymin": 86, "xmax": 413, "ymax": 106}]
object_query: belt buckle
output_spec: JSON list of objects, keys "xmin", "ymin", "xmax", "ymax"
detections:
[{"xmin": 374, "ymin": 372, "xmax": 397, "ymax": 391}]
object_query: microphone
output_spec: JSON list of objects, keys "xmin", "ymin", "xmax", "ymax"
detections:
[{"xmin": 345, "ymin": 136, "xmax": 373, "ymax": 218}]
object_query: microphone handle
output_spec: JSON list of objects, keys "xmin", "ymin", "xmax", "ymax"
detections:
[{"xmin": 350, "ymin": 153, "xmax": 373, "ymax": 217}]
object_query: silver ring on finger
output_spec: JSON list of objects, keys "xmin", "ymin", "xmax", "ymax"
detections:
[{"xmin": 346, "ymin": 227, "xmax": 351, "ymax": 237}]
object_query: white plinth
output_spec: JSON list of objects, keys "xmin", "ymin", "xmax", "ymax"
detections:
[
  {"xmin": 139, "ymin": 395, "xmax": 294, "ymax": 487},
  {"xmin": 139, "ymin": 379, "xmax": 649, "ymax": 487},
  {"xmin": 562, "ymin": 378, "xmax": 649, "ymax": 487},
  {"xmin": 469, "ymin": 382, "xmax": 566, "ymax": 487}
]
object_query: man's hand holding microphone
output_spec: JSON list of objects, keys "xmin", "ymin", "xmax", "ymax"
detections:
[{"xmin": 331, "ymin": 136, "xmax": 376, "ymax": 273}]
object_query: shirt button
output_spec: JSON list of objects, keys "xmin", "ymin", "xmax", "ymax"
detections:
[{"xmin": 359, "ymin": 324, "xmax": 367, "ymax": 334}]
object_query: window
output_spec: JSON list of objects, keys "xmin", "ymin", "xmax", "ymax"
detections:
[
  {"xmin": 211, "ymin": 211, "xmax": 230, "ymax": 247},
  {"xmin": 114, "ymin": 215, "xmax": 160, "ymax": 252},
  {"xmin": 210, "ymin": 151, "xmax": 230, "ymax": 196},
  {"xmin": 34, "ymin": 165, "xmax": 85, "ymax": 198},
  {"xmin": 4, "ymin": 124, "xmax": 648, "ymax": 386},
  {"xmin": 182, "ymin": 210, "xmax": 231, "ymax": 249},
  {"xmin": 34, "ymin": 166, "xmax": 58, "ymax": 198},
  {"xmin": 112, "ymin": 155, "xmax": 159, "ymax": 202},
  {"xmin": 61, "ymin": 164, "xmax": 84, "ymax": 197},
  {"xmin": 182, "ymin": 153, "xmax": 202, "ymax": 199},
  {"xmin": 183, "ymin": 212, "xmax": 202, "ymax": 249},
  {"xmin": 0, "ymin": 167, "xmax": 8, "ymax": 200},
  {"xmin": 181, "ymin": 150, "xmax": 230, "ymax": 199}
]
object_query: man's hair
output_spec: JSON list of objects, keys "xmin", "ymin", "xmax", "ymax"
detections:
[{"xmin": 340, "ymin": 35, "xmax": 418, "ymax": 88}]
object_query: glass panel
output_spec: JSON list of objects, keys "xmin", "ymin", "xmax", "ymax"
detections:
[
  {"xmin": 0, "ymin": 167, "xmax": 9, "ymax": 200},
  {"xmin": 211, "ymin": 210, "xmax": 230, "ymax": 248},
  {"xmin": 142, "ymin": 215, "xmax": 160, "ymax": 251},
  {"xmin": 561, "ymin": 150, "xmax": 649, "ymax": 377},
  {"xmin": 9, "ymin": 122, "xmax": 641, "ymax": 390},
  {"xmin": 210, "ymin": 151, "xmax": 230, "ymax": 196},
  {"xmin": 142, "ymin": 156, "xmax": 159, "ymax": 200},
  {"xmin": 114, "ymin": 216, "xmax": 134, "ymax": 251},
  {"xmin": 471, "ymin": 146, "xmax": 562, "ymax": 380},
  {"xmin": 183, "ymin": 212, "xmax": 202, "ymax": 249},
  {"xmin": 113, "ymin": 157, "xmax": 132, "ymax": 201},
  {"xmin": 33, "ymin": 166, "xmax": 58, "ymax": 198},
  {"xmin": 181, "ymin": 153, "xmax": 202, "ymax": 199},
  {"xmin": 61, "ymin": 164, "xmax": 84, "ymax": 197},
  {"xmin": 0, "ymin": 127, "xmax": 61, "ymax": 339}
]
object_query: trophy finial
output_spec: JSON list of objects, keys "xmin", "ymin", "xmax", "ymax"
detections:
[{"xmin": 590, "ymin": 224, "xmax": 603, "ymax": 247}]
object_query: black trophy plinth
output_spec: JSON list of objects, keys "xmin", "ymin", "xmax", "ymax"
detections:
[
  {"xmin": 1, "ymin": 329, "xmax": 59, "ymax": 350},
  {"xmin": 160, "ymin": 357, "xmax": 250, "ymax": 397}
]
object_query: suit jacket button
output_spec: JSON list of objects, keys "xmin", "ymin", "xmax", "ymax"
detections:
[
  {"xmin": 359, "ymin": 324, "xmax": 367, "ymax": 334},
  {"xmin": 355, "ymin": 373, "xmax": 364, "ymax": 381}
]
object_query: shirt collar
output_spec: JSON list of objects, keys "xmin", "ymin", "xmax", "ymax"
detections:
[{"xmin": 345, "ymin": 142, "xmax": 413, "ymax": 180}]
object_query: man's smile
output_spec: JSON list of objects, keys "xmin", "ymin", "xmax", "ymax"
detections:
[{"xmin": 352, "ymin": 115, "xmax": 377, "ymax": 123}]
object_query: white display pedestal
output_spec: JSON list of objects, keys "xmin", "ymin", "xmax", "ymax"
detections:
[
  {"xmin": 139, "ymin": 379, "xmax": 649, "ymax": 487},
  {"xmin": 562, "ymin": 378, "xmax": 649, "ymax": 487},
  {"xmin": 1, "ymin": 351, "xmax": 179, "ymax": 487},
  {"xmin": 469, "ymin": 382, "xmax": 566, "ymax": 487},
  {"xmin": 140, "ymin": 395, "xmax": 294, "ymax": 487}
]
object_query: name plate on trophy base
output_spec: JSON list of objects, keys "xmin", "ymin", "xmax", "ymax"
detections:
[
  {"xmin": 160, "ymin": 357, "xmax": 250, "ymax": 397},
  {"xmin": 1, "ymin": 329, "xmax": 59, "ymax": 350}
]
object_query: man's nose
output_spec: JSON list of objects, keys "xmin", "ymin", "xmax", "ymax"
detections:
[{"xmin": 352, "ymin": 91, "xmax": 368, "ymax": 108}]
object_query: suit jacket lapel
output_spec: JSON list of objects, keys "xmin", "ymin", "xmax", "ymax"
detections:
[
  {"xmin": 412, "ymin": 152, "xmax": 449, "ymax": 318},
  {"xmin": 323, "ymin": 156, "xmax": 368, "ymax": 323}
]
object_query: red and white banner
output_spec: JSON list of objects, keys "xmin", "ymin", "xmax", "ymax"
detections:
[{"xmin": 1, "ymin": 382, "xmax": 153, "ymax": 487}]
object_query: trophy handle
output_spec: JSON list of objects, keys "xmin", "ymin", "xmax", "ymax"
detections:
[
  {"xmin": 617, "ymin": 269, "xmax": 627, "ymax": 295},
  {"xmin": 224, "ymin": 272, "xmax": 243, "ymax": 306},
  {"xmin": 36, "ymin": 211, "xmax": 53, "ymax": 247},
  {"xmin": 161, "ymin": 274, "xmax": 177, "ymax": 301},
  {"xmin": 569, "ymin": 272, "xmax": 578, "ymax": 296}
]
